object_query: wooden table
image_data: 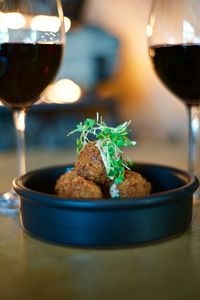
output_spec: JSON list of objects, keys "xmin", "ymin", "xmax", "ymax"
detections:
[{"xmin": 0, "ymin": 141, "xmax": 200, "ymax": 300}]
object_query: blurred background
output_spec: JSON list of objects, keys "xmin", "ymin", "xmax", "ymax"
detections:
[{"xmin": 0, "ymin": 0, "xmax": 187, "ymax": 151}]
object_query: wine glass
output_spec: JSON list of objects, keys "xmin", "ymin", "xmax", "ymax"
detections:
[
  {"xmin": 0, "ymin": 0, "xmax": 65, "ymax": 213},
  {"xmin": 147, "ymin": 0, "xmax": 200, "ymax": 192}
]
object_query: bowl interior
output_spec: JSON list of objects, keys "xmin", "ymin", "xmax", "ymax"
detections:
[{"xmin": 19, "ymin": 163, "xmax": 194, "ymax": 197}]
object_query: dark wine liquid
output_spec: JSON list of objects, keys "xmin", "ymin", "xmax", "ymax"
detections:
[
  {"xmin": 150, "ymin": 44, "xmax": 200, "ymax": 105},
  {"xmin": 0, "ymin": 43, "xmax": 63, "ymax": 109}
]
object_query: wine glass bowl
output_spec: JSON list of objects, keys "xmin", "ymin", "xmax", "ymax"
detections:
[
  {"xmin": 147, "ymin": 0, "xmax": 200, "ymax": 188},
  {"xmin": 0, "ymin": 0, "xmax": 65, "ymax": 212},
  {"xmin": 149, "ymin": 45, "xmax": 200, "ymax": 105},
  {"xmin": 0, "ymin": 43, "xmax": 63, "ymax": 110}
]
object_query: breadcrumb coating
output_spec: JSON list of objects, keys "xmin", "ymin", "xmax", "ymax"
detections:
[
  {"xmin": 55, "ymin": 169, "xmax": 103, "ymax": 199},
  {"xmin": 117, "ymin": 170, "xmax": 151, "ymax": 197},
  {"xmin": 75, "ymin": 142, "xmax": 107, "ymax": 185}
]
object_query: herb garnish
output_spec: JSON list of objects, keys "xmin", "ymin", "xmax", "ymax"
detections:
[{"xmin": 67, "ymin": 113, "xmax": 136, "ymax": 184}]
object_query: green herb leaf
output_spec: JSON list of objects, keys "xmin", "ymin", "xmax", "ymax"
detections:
[{"xmin": 67, "ymin": 113, "xmax": 136, "ymax": 188}]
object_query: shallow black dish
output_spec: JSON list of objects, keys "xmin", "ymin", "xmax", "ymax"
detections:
[{"xmin": 13, "ymin": 163, "xmax": 199, "ymax": 247}]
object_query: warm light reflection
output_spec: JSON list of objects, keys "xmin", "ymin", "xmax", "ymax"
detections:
[
  {"xmin": 146, "ymin": 24, "xmax": 153, "ymax": 38},
  {"xmin": 146, "ymin": 15, "xmax": 155, "ymax": 38},
  {"xmin": 14, "ymin": 110, "xmax": 26, "ymax": 132},
  {"xmin": 64, "ymin": 17, "xmax": 71, "ymax": 33},
  {"xmin": 149, "ymin": 47, "xmax": 155, "ymax": 58},
  {"xmin": 31, "ymin": 15, "xmax": 60, "ymax": 33},
  {"xmin": 46, "ymin": 79, "xmax": 82, "ymax": 104},
  {"xmin": 0, "ymin": 12, "xmax": 26, "ymax": 29},
  {"xmin": 183, "ymin": 20, "xmax": 198, "ymax": 43},
  {"xmin": 31, "ymin": 15, "xmax": 71, "ymax": 33}
]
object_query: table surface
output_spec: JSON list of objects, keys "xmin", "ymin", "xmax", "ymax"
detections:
[{"xmin": 1, "ymin": 140, "xmax": 200, "ymax": 300}]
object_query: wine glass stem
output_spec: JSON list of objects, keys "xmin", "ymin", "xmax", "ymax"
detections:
[
  {"xmin": 13, "ymin": 109, "xmax": 27, "ymax": 176},
  {"xmin": 187, "ymin": 104, "xmax": 200, "ymax": 178}
]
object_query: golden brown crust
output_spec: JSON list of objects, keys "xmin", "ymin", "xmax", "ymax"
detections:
[
  {"xmin": 75, "ymin": 142, "xmax": 107, "ymax": 185},
  {"xmin": 55, "ymin": 170, "xmax": 77, "ymax": 196},
  {"xmin": 55, "ymin": 169, "xmax": 103, "ymax": 199},
  {"xmin": 117, "ymin": 170, "xmax": 151, "ymax": 198},
  {"xmin": 55, "ymin": 141, "xmax": 152, "ymax": 199}
]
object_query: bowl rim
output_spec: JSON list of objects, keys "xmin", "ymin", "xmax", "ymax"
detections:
[{"xmin": 13, "ymin": 162, "xmax": 199, "ymax": 210}]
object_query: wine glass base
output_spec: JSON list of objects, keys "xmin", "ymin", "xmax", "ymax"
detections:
[{"xmin": 0, "ymin": 190, "xmax": 19, "ymax": 215}]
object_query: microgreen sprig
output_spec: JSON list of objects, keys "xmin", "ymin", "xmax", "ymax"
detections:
[{"xmin": 67, "ymin": 113, "xmax": 136, "ymax": 184}]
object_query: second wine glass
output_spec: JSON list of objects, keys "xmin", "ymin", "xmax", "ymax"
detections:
[
  {"xmin": 147, "ymin": 0, "xmax": 200, "ymax": 188},
  {"xmin": 0, "ymin": 0, "xmax": 65, "ymax": 212}
]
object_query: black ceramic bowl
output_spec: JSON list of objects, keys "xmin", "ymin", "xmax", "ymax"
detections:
[{"xmin": 13, "ymin": 163, "xmax": 199, "ymax": 247}]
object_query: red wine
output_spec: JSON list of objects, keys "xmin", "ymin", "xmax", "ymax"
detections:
[
  {"xmin": 150, "ymin": 44, "xmax": 200, "ymax": 105},
  {"xmin": 0, "ymin": 43, "xmax": 63, "ymax": 109}
]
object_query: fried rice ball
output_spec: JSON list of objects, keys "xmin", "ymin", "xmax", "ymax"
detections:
[
  {"xmin": 55, "ymin": 169, "xmax": 77, "ymax": 196},
  {"xmin": 75, "ymin": 142, "xmax": 107, "ymax": 185},
  {"xmin": 116, "ymin": 170, "xmax": 151, "ymax": 198},
  {"xmin": 55, "ymin": 169, "xmax": 103, "ymax": 199}
]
